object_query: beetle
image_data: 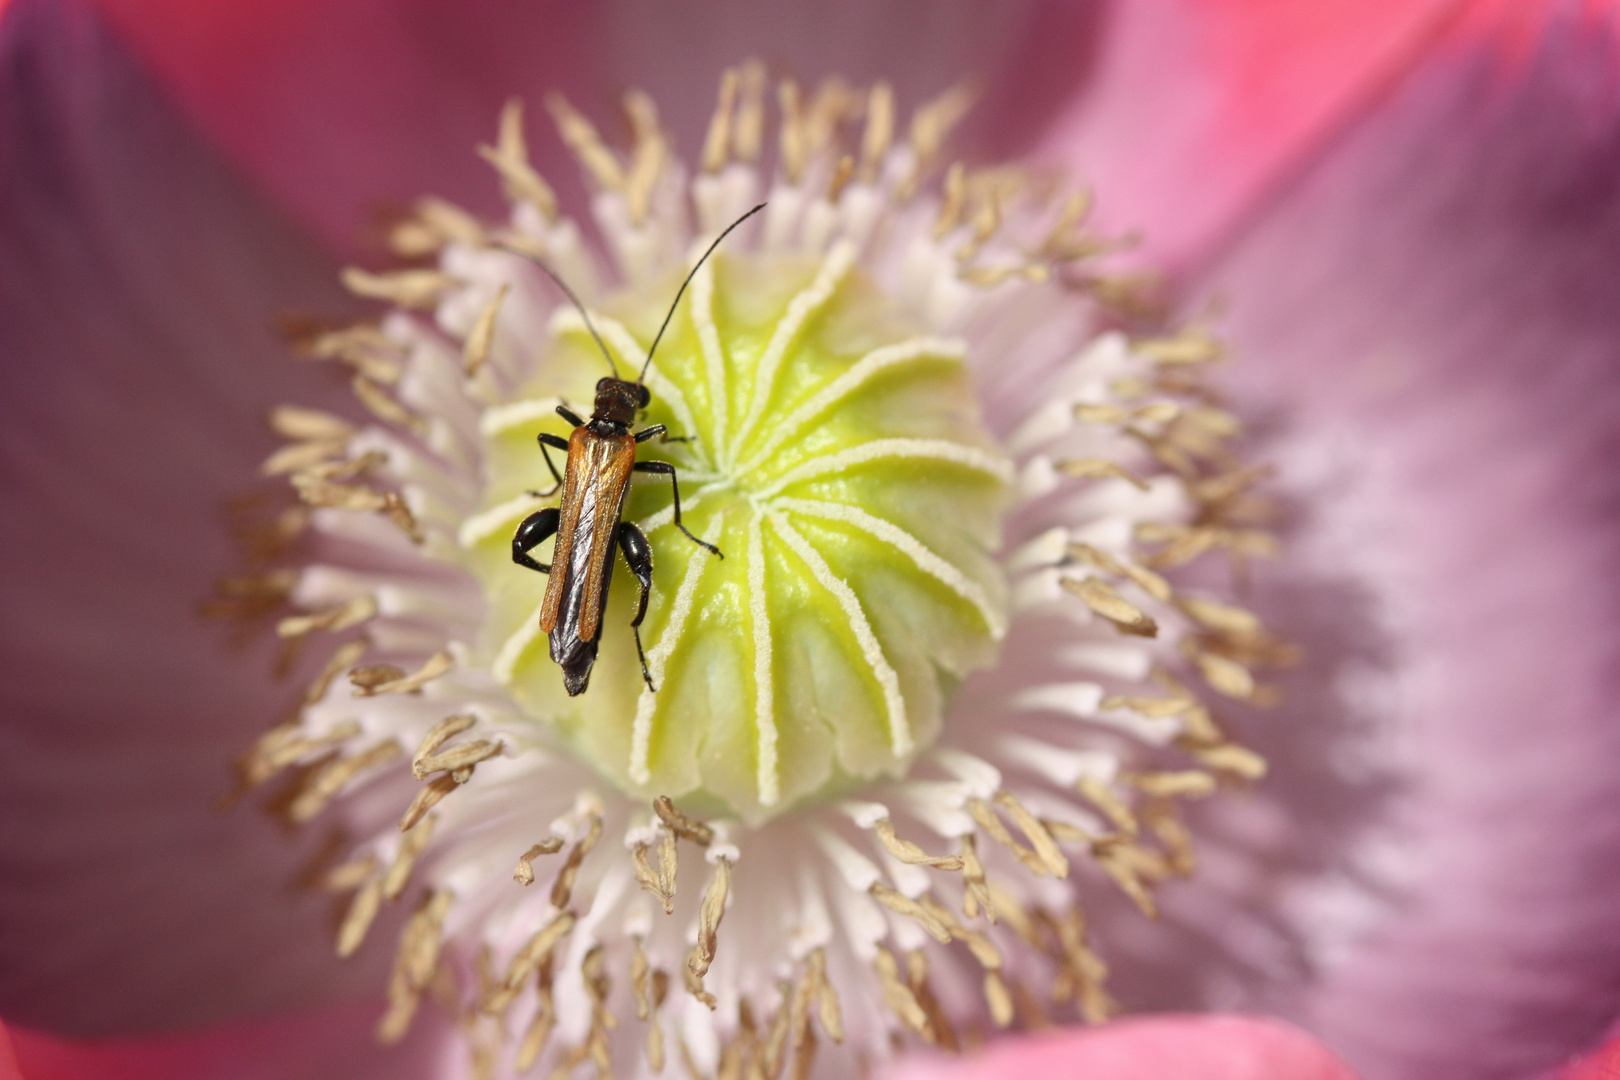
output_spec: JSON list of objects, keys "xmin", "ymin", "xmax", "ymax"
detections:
[{"xmin": 508, "ymin": 204, "xmax": 765, "ymax": 696}]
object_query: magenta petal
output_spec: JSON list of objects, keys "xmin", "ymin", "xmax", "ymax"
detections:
[
  {"xmin": 3, "ymin": 1007, "xmax": 448, "ymax": 1080},
  {"xmin": 89, "ymin": 0, "xmax": 1099, "ymax": 259},
  {"xmin": 1205, "ymin": 11, "xmax": 1620, "ymax": 1080},
  {"xmin": 0, "ymin": 0, "xmax": 410, "ymax": 1039},
  {"xmin": 1035, "ymin": 0, "xmax": 1464, "ymax": 269},
  {"xmin": 882, "ymin": 1016, "xmax": 1359, "ymax": 1080}
]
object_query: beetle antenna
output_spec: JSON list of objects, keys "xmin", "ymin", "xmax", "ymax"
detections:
[
  {"xmin": 638, "ymin": 202, "xmax": 767, "ymax": 384},
  {"xmin": 496, "ymin": 242, "xmax": 621, "ymax": 379}
]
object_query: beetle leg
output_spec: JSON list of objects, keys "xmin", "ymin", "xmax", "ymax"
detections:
[
  {"xmin": 635, "ymin": 424, "xmax": 692, "ymax": 444},
  {"xmin": 512, "ymin": 507, "xmax": 561, "ymax": 573},
  {"xmin": 555, "ymin": 403, "xmax": 587, "ymax": 428},
  {"xmin": 618, "ymin": 522, "xmax": 657, "ymax": 692},
  {"xmin": 634, "ymin": 459, "xmax": 722, "ymax": 558},
  {"xmin": 529, "ymin": 432, "xmax": 570, "ymax": 497}
]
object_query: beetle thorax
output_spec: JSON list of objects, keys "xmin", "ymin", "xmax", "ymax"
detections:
[{"xmin": 591, "ymin": 377, "xmax": 647, "ymax": 427}]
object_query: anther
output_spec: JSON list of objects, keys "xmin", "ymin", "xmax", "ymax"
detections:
[
  {"xmin": 550, "ymin": 813, "xmax": 603, "ymax": 910},
  {"xmin": 702, "ymin": 68, "xmax": 740, "ymax": 174},
  {"xmin": 399, "ymin": 772, "xmax": 459, "ymax": 831},
  {"xmin": 1061, "ymin": 576, "xmax": 1159, "ymax": 638},
  {"xmin": 289, "ymin": 740, "xmax": 402, "ymax": 823},
  {"xmin": 489, "ymin": 912, "xmax": 575, "ymax": 1015},
  {"xmin": 352, "ymin": 649, "xmax": 454, "ymax": 698},
  {"xmin": 872, "ymin": 946, "xmax": 932, "ymax": 1040},
  {"xmin": 545, "ymin": 93, "xmax": 626, "ymax": 191},
  {"xmin": 341, "ymin": 267, "xmax": 461, "ymax": 310},
  {"xmin": 477, "ymin": 99, "xmax": 559, "ymax": 221},
  {"xmin": 859, "ymin": 82, "xmax": 894, "ymax": 182},
  {"xmin": 351, "ymin": 374, "xmax": 427, "ymax": 436},
  {"xmin": 653, "ymin": 795, "xmax": 714, "ymax": 845},
  {"xmin": 513, "ymin": 836, "xmax": 564, "ymax": 885},
  {"xmin": 463, "ymin": 283, "xmax": 509, "ymax": 377},
  {"xmin": 684, "ymin": 856, "xmax": 731, "ymax": 1008},
  {"xmin": 383, "ymin": 813, "xmax": 437, "ymax": 900},
  {"xmin": 777, "ymin": 79, "xmax": 806, "ymax": 184},
  {"xmin": 871, "ymin": 817, "xmax": 963, "ymax": 870},
  {"xmin": 1053, "ymin": 457, "xmax": 1150, "ymax": 491},
  {"xmin": 734, "ymin": 59, "xmax": 767, "ymax": 162}
]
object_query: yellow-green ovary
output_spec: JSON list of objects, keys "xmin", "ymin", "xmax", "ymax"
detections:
[{"xmin": 468, "ymin": 248, "xmax": 1010, "ymax": 821}]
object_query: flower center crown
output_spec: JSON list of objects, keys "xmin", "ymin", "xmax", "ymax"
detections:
[{"xmin": 463, "ymin": 244, "xmax": 1011, "ymax": 818}]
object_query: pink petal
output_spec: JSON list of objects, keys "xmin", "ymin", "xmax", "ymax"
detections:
[
  {"xmin": 0, "ymin": 0, "xmax": 401, "ymax": 1037},
  {"xmin": 2, "ymin": 1008, "xmax": 448, "ymax": 1080},
  {"xmin": 1547, "ymin": 1029, "xmax": 1620, "ymax": 1080},
  {"xmin": 882, "ymin": 1016, "xmax": 1359, "ymax": 1080},
  {"xmin": 1204, "ymin": 8, "xmax": 1620, "ymax": 1079},
  {"xmin": 87, "ymin": 0, "xmax": 1099, "ymax": 258}
]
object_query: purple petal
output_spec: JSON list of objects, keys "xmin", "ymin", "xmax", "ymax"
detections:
[
  {"xmin": 0, "ymin": 0, "xmax": 423, "ymax": 1044},
  {"xmin": 1204, "ymin": 12, "xmax": 1620, "ymax": 1080}
]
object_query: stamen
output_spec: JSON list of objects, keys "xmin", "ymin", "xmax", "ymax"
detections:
[
  {"xmin": 399, "ymin": 773, "xmax": 459, "ymax": 831},
  {"xmin": 288, "ymin": 740, "xmax": 402, "ymax": 823},
  {"xmin": 869, "ymin": 883, "xmax": 951, "ymax": 943},
  {"xmin": 350, "ymin": 374, "xmax": 427, "ymax": 437},
  {"xmin": 488, "ymin": 911, "xmax": 575, "ymax": 1014},
  {"xmin": 545, "ymin": 93, "xmax": 625, "ymax": 191},
  {"xmin": 777, "ymin": 79, "xmax": 806, "ymax": 183},
  {"xmin": 352, "ymin": 649, "xmax": 454, "ymax": 697},
  {"xmin": 1053, "ymin": 457, "xmax": 1149, "ymax": 491},
  {"xmin": 871, "ymin": 817, "xmax": 963, "ymax": 871},
  {"xmin": 859, "ymin": 82, "xmax": 894, "ymax": 182},
  {"xmin": 702, "ymin": 68, "xmax": 740, "ymax": 174},
  {"xmin": 934, "ymin": 162, "xmax": 967, "ymax": 239},
  {"xmin": 269, "ymin": 405, "xmax": 355, "ymax": 444},
  {"xmin": 341, "ymin": 267, "xmax": 461, "ymax": 310},
  {"xmin": 734, "ymin": 59, "xmax": 767, "ymax": 162},
  {"xmin": 653, "ymin": 795, "xmax": 714, "ymax": 845},
  {"xmin": 299, "ymin": 323, "xmax": 404, "ymax": 384},
  {"xmin": 336, "ymin": 877, "xmax": 383, "ymax": 958},
  {"xmin": 477, "ymin": 99, "xmax": 559, "ymax": 221},
  {"xmin": 684, "ymin": 855, "xmax": 731, "ymax": 1008},
  {"xmin": 383, "ymin": 814, "xmax": 437, "ymax": 900},
  {"xmin": 462, "ymin": 282, "xmax": 509, "ymax": 377},
  {"xmin": 514, "ymin": 836, "xmax": 564, "ymax": 886},
  {"xmin": 515, "ymin": 957, "xmax": 556, "ymax": 1072},
  {"xmin": 905, "ymin": 950, "xmax": 959, "ymax": 1051},
  {"xmin": 549, "ymin": 812, "xmax": 603, "ymax": 910},
  {"xmin": 872, "ymin": 946, "xmax": 932, "ymax": 1040},
  {"xmin": 1061, "ymin": 576, "xmax": 1159, "ymax": 638},
  {"xmin": 901, "ymin": 84, "xmax": 975, "ymax": 197},
  {"xmin": 630, "ymin": 824, "xmax": 678, "ymax": 913},
  {"xmin": 622, "ymin": 89, "xmax": 667, "ymax": 225},
  {"xmin": 378, "ymin": 888, "xmax": 453, "ymax": 1043}
]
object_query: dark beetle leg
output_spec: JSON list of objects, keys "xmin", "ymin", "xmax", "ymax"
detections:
[
  {"xmin": 531, "ymin": 432, "xmax": 570, "ymax": 497},
  {"xmin": 556, "ymin": 403, "xmax": 587, "ymax": 428},
  {"xmin": 512, "ymin": 507, "xmax": 560, "ymax": 573},
  {"xmin": 634, "ymin": 459, "xmax": 722, "ymax": 558},
  {"xmin": 618, "ymin": 522, "xmax": 656, "ymax": 692},
  {"xmin": 633, "ymin": 424, "xmax": 667, "ymax": 443}
]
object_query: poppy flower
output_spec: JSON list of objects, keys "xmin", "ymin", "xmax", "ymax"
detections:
[{"xmin": 3, "ymin": 2, "xmax": 1619, "ymax": 1079}]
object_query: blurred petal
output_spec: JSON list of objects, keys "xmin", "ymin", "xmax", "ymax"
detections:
[
  {"xmin": 882, "ymin": 1016, "xmax": 1359, "ymax": 1080},
  {"xmin": 2, "ymin": 1008, "xmax": 446, "ymax": 1080},
  {"xmin": 1036, "ymin": 0, "xmax": 1461, "ymax": 268},
  {"xmin": 0, "ymin": 0, "xmax": 415, "ymax": 1038},
  {"xmin": 1547, "ymin": 1028, "xmax": 1620, "ymax": 1080},
  {"xmin": 1205, "ymin": 10, "xmax": 1620, "ymax": 1080},
  {"xmin": 87, "ymin": 0, "xmax": 1100, "ymax": 258}
]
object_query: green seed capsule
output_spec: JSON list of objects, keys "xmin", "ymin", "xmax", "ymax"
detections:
[{"xmin": 465, "ymin": 245, "xmax": 1011, "ymax": 820}]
